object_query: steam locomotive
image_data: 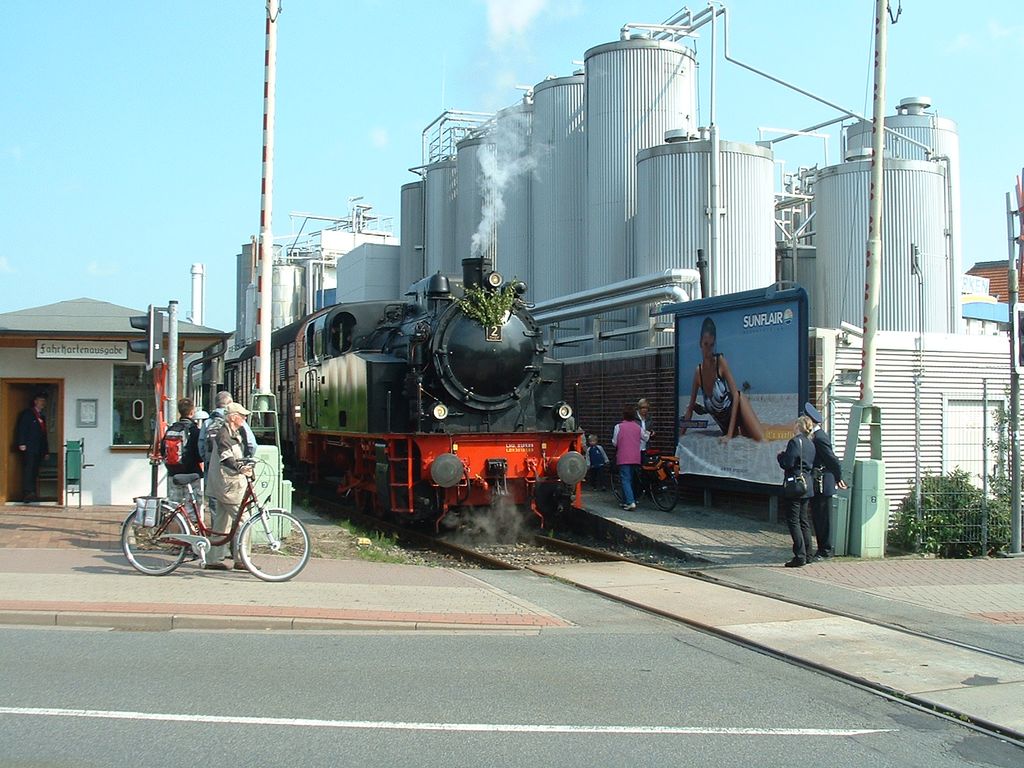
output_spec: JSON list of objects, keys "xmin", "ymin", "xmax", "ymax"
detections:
[{"xmin": 226, "ymin": 257, "xmax": 586, "ymax": 528}]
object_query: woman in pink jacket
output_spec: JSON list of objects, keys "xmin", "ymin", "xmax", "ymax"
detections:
[{"xmin": 612, "ymin": 404, "xmax": 643, "ymax": 510}]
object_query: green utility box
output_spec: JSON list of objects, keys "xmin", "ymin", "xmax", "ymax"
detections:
[
  {"xmin": 849, "ymin": 459, "xmax": 888, "ymax": 558},
  {"xmin": 65, "ymin": 439, "xmax": 86, "ymax": 508},
  {"xmin": 65, "ymin": 440, "xmax": 83, "ymax": 484},
  {"xmin": 252, "ymin": 443, "xmax": 293, "ymax": 513},
  {"xmin": 832, "ymin": 492, "xmax": 850, "ymax": 556}
]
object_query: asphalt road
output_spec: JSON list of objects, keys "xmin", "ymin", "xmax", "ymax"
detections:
[{"xmin": 2, "ymin": 621, "xmax": 1020, "ymax": 767}]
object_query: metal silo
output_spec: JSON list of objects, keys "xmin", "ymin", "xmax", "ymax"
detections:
[
  {"xmin": 236, "ymin": 244, "xmax": 256, "ymax": 344},
  {"xmin": 531, "ymin": 74, "xmax": 585, "ymax": 303},
  {"xmin": 635, "ymin": 137, "xmax": 775, "ymax": 295},
  {"xmin": 399, "ymin": 180, "xmax": 424, "ymax": 292},
  {"xmin": 584, "ymin": 37, "xmax": 697, "ymax": 289},
  {"xmin": 493, "ymin": 100, "xmax": 533, "ymax": 289},
  {"xmin": 271, "ymin": 264, "xmax": 304, "ymax": 329},
  {"xmin": 455, "ymin": 135, "xmax": 493, "ymax": 270},
  {"xmin": 814, "ymin": 157, "xmax": 950, "ymax": 332},
  {"xmin": 423, "ymin": 158, "xmax": 457, "ymax": 277},
  {"xmin": 844, "ymin": 97, "xmax": 961, "ymax": 328}
]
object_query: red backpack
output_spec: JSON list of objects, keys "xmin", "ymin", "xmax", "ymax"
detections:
[{"xmin": 162, "ymin": 421, "xmax": 189, "ymax": 469}]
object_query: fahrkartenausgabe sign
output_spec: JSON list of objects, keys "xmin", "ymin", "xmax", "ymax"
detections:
[{"xmin": 36, "ymin": 340, "xmax": 127, "ymax": 360}]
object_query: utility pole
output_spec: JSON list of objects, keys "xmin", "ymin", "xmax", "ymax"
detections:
[
  {"xmin": 167, "ymin": 300, "xmax": 178, "ymax": 426},
  {"xmin": 861, "ymin": 0, "xmax": 888, "ymax": 406},
  {"xmin": 1009, "ymin": 180, "xmax": 1023, "ymax": 555},
  {"xmin": 840, "ymin": 0, "xmax": 890, "ymax": 559},
  {"xmin": 255, "ymin": 0, "xmax": 281, "ymax": 399}
]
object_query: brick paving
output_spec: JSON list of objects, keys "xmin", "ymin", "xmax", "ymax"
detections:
[
  {"xmin": 0, "ymin": 505, "xmax": 123, "ymax": 551},
  {"xmin": 582, "ymin": 493, "xmax": 1024, "ymax": 626}
]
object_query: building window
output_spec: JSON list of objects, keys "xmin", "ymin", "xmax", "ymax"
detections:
[{"xmin": 112, "ymin": 365, "xmax": 155, "ymax": 446}]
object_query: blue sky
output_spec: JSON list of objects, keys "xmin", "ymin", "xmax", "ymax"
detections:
[{"xmin": 3, "ymin": 1, "xmax": 1022, "ymax": 333}]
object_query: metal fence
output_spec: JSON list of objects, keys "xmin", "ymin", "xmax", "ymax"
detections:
[{"xmin": 893, "ymin": 382, "xmax": 1012, "ymax": 557}]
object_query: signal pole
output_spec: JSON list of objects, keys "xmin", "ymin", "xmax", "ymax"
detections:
[{"xmin": 255, "ymin": 0, "xmax": 281, "ymax": 399}]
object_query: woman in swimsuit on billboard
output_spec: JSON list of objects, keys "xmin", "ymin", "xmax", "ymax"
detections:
[{"xmin": 680, "ymin": 316, "xmax": 766, "ymax": 442}]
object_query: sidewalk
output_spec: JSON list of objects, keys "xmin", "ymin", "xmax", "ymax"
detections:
[
  {"xmin": 580, "ymin": 490, "xmax": 1024, "ymax": 659},
  {"xmin": 0, "ymin": 505, "xmax": 569, "ymax": 632}
]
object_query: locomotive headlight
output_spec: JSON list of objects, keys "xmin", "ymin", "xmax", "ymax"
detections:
[
  {"xmin": 556, "ymin": 451, "xmax": 587, "ymax": 485},
  {"xmin": 556, "ymin": 402, "xmax": 573, "ymax": 421},
  {"xmin": 431, "ymin": 402, "xmax": 449, "ymax": 420},
  {"xmin": 486, "ymin": 270, "xmax": 504, "ymax": 288}
]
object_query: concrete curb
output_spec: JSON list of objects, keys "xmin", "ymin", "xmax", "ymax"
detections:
[{"xmin": 0, "ymin": 609, "xmax": 549, "ymax": 633}]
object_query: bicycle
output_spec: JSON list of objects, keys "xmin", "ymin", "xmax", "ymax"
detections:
[
  {"xmin": 120, "ymin": 460, "xmax": 310, "ymax": 582},
  {"xmin": 611, "ymin": 452, "xmax": 680, "ymax": 512}
]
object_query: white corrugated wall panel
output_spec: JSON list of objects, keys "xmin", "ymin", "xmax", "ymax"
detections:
[{"xmin": 827, "ymin": 334, "xmax": 1011, "ymax": 513}]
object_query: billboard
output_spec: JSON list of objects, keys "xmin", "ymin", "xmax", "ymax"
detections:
[{"xmin": 670, "ymin": 285, "xmax": 808, "ymax": 487}]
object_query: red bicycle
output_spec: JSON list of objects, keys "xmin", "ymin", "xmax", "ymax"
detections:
[{"xmin": 120, "ymin": 460, "xmax": 310, "ymax": 582}]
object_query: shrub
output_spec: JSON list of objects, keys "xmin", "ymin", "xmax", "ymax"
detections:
[{"xmin": 890, "ymin": 469, "xmax": 1012, "ymax": 558}]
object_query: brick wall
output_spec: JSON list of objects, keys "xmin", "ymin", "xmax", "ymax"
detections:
[{"xmin": 563, "ymin": 349, "xmax": 677, "ymax": 462}]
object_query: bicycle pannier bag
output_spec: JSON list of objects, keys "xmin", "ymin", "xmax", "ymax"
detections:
[{"xmin": 133, "ymin": 496, "xmax": 163, "ymax": 527}]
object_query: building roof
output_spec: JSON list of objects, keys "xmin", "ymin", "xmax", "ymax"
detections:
[
  {"xmin": 0, "ymin": 298, "xmax": 228, "ymax": 351},
  {"xmin": 966, "ymin": 263, "xmax": 1008, "ymax": 301}
]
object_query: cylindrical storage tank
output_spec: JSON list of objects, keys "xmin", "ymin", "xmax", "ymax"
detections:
[
  {"xmin": 271, "ymin": 264, "xmax": 304, "ymax": 329},
  {"xmin": 845, "ymin": 97, "xmax": 961, "ymax": 327},
  {"xmin": 814, "ymin": 158, "xmax": 950, "ymax": 332},
  {"xmin": 584, "ymin": 38, "xmax": 697, "ymax": 290},
  {"xmin": 635, "ymin": 138, "xmax": 775, "ymax": 295},
  {"xmin": 423, "ymin": 158, "xmax": 457, "ymax": 277},
  {"xmin": 399, "ymin": 180, "xmax": 425, "ymax": 293},
  {"xmin": 455, "ymin": 135, "xmax": 493, "ymax": 269},
  {"xmin": 493, "ymin": 100, "xmax": 533, "ymax": 289},
  {"xmin": 236, "ymin": 245, "xmax": 256, "ymax": 344},
  {"xmin": 531, "ymin": 74, "xmax": 585, "ymax": 303}
]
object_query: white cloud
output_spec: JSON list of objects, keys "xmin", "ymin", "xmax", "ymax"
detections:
[
  {"xmin": 485, "ymin": 0, "xmax": 548, "ymax": 48},
  {"xmin": 988, "ymin": 19, "xmax": 1024, "ymax": 43},
  {"xmin": 4, "ymin": 146, "xmax": 23, "ymax": 162},
  {"xmin": 86, "ymin": 261, "xmax": 118, "ymax": 277},
  {"xmin": 0, "ymin": 256, "xmax": 14, "ymax": 274},
  {"xmin": 943, "ymin": 32, "xmax": 974, "ymax": 54},
  {"xmin": 369, "ymin": 127, "xmax": 389, "ymax": 149}
]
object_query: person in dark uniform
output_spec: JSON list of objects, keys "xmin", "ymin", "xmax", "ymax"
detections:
[
  {"xmin": 15, "ymin": 393, "xmax": 49, "ymax": 502},
  {"xmin": 777, "ymin": 415, "xmax": 816, "ymax": 567},
  {"xmin": 805, "ymin": 403, "xmax": 847, "ymax": 560}
]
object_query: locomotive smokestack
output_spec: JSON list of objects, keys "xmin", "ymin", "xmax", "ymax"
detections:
[{"xmin": 462, "ymin": 257, "xmax": 484, "ymax": 289}]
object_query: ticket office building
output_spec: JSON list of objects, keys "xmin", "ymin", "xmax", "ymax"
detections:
[{"xmin": 0, "ymin": 299, "xmax": 227, "ymax": 505}]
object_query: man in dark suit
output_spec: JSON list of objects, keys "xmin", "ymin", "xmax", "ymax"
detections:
[
  {"xmin": 805, "ymin": 402, "xmax": 847, "ymax": 560},
  {"xmin": 15, "ymin": 393, "xmax": 49, "ymax": 502}
]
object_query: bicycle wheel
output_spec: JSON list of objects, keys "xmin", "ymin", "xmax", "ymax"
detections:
[
  {"xmin": 237, "ymin": 509, "xmax": 310, "ymax": 582},
  {"xmin": 610, "ymin": 469, "xmax": 625, "ymax": 505},
  {"xmin": 121, "ymin": 509, "xmax": 189, "ymax": 575},
  {"xmin": 651, "ymin": 472, "xmax": 679, "ymax": 512}
]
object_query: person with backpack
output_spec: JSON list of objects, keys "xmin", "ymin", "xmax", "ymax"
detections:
[{"xmin": 161, "ymin": 398, "xmax": 203, "ymax": 505}]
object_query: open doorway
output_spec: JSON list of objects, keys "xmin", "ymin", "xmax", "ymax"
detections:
[{"xmin": 1, "ymin": 380, "xmax": 63, "ymax": 504}]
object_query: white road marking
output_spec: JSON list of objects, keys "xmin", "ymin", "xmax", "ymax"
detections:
[{"xmin": 0, "ymin": 707, "xmax": 893, "ymax": 736}]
